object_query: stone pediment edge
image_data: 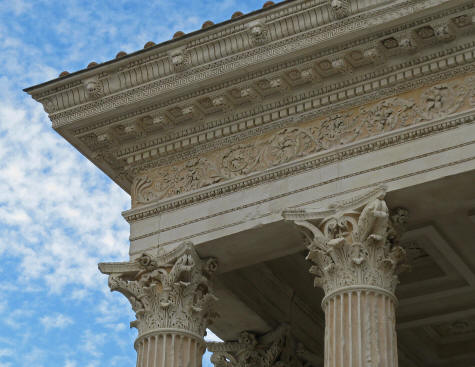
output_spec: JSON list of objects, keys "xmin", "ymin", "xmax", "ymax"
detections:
[
  {"xmin": 34, "ymin": 0, "xmax": 461, "ymax": 127},
  {"xmin": 122, "ymin": 109, "xmax": 475, "ymax": 222}
]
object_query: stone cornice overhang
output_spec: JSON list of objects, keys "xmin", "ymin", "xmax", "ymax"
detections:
[
  {"xmin": 24, "ymin": 0, "xmax": 474, "ymax": 194},
  {"xmin": 23, "ymin": 0, "xmax": 296, "ymax": 93}
]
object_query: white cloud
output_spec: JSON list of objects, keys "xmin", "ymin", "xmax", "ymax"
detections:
[
  {"xmin": 4, "ymin": 308, "xmax": 34, "ymax": 330},
  {"xmin": 205, "ymin": 329, "xmax": 223, "ymax": 342},
  {"xmin": 22, "ymin": 347, "xmax": 46, "ymax": 367},
  {"xmin": 0, "ymin": 349, "xmax": 13, "ymax": 358},
  {"xmin": 81, "ymin": 330, "xmax": 106, "ymax": 358},
  {"xmin": 0, "ymin": 1, "xmax": 266, "ymax": 366},
  {"xmin": 40, "ymin": 314, "xmax": 74, "ymax": 331}
]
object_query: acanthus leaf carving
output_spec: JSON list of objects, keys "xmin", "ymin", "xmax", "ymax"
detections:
[
  {"xmin": 99, "ymin": 242, "xmax": 218, "ymax": 337},
  {"xmin": 282, "ymin": 186, "xmax": 409, "ymax": 296}
]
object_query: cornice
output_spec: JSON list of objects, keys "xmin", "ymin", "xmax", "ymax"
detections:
[
  {"xmin": 117, "ymin": 44, "xmax": 475, "ymax": 171},
  {"xmin": 23, "ymin": 0, "xmax": 475, "ymax": 201},
  {"xmin": 74, "ymin": 5, "xmax": 473, "ymax": 140},
  {"xmin": 30, "ymin": 0, "xmax": 466, "ymax": 127},
  {"xmin": 62, "ymin": 4, "xmax": 474, "ymax": 178},
  {"xmin": 123, "ymin": 109, "xmax": 475, "ymax": 222}
]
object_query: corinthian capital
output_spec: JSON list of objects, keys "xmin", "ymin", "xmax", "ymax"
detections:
[
  {"xmin": 207, "ymin": 324, "xmax": 320, "ymax": 367},
  {"xmin": 98, "ymin": 242, "xmax": 218, "ymax": 338},
  {"xmin": 283, "ymin": 187, "xmax": 408, "ymax": 296}
]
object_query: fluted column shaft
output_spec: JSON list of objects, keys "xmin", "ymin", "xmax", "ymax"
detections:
[
  {"xmin": 283, "ymin": 187, "xmax": 408, "ymax": 367},
  {"xmin": 99, "ymin": 242, "xmax": 218, "ymax": 367},
  {"xmin": 135, "ymin": 332, "xmax": 206, "ymax": 367},
  {"xmin": 323, "ymin": 289, "xmax": 397, "ymax": 367}
]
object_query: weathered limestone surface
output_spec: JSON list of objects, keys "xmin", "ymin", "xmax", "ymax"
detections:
[
  {"xmin": 283, "ymin": 187, "xmax": 407, "ymax": 367},
  {"xmin": 24, "ymin": 0, "xmax": 475, "ymax": 365},
  {"xmin": 135, "ymin": 334, "xmax": 205, "ymax": 367},
  {"xmin": 131, "ymin": 74, "xmax": 475, "ymax": 207},
  {"xmin": 99, "ymin": 242, "xmax": 218, "ymax": 367}
]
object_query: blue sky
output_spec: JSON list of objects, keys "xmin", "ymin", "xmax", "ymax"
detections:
[{"xmin": 0, "ymin": 1, "xmax": 268, "ymax": 366}]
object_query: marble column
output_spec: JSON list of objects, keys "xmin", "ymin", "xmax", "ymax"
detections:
[
  {"xmin": 99, "ymin": 242, "xmax": 218, "ymax": 367},
  {"xmin": 283, "ymin": 187, "xmax": 408, "ymax": 367}
]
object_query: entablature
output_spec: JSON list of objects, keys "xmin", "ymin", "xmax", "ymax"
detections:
[{"xmin": 25, "ymin": 0, "xmax": 475, "ymax": 195}]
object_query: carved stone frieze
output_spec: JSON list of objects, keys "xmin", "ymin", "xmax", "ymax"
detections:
[
  {"xmin": 131, "ymin": 76, "xmax": 474, "ymax": 206},
  {"xmin": 98, "ymin": 242, "xmax": 218, "ymax": 338},
  {"xmin": 282, "ymin": 186, "xmax": 408, "ymax": 296},
  {"xmin": 207, "ymin": 325, "xmax": 320, "ymax": 367}
]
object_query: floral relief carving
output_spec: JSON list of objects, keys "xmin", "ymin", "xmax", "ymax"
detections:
[
  {"xmin": 132, "ymin": 78, "xmax": 474, "ymax": 206},
  {"xmin": 362, "ymin": 98, "xmax": 416, "ymax": 134},
  {"xmin": 419, "ymin": 83, "xmax": 467, "ymax": 121},
  {"xmin": 314, "ymin": 112, "xmax": 361, "ymax": 149},
  {"xmin": 221, "ymin": 144, "xmax": 260, "ymax": 176},
  {"xmin": 263, "ymin": 128, "xmax": 318, "ymax": 166},
  {"xmin": 132, "ymin": 158, "xmax": 225, "ymax": 204}
]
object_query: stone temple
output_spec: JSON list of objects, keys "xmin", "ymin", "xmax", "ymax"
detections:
[{"xmin": 25, "ymin": 0, "xmax": 475, "ymax": 366}]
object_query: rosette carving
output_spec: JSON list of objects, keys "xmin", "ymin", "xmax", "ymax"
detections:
[
  {"xmin": 263, "ymin": 128, "xmax": 317, "ymax": 165},
  {"xmin": 283, "ymin": 187, "xmax": 408, "ymax": 296},
  {"xmin": 221, "ymin": 144, "xmax": 260, "ymax": 175},
  {"xmin": 99, "ymin": 242, "xmax": 218, "ymax": 338}
]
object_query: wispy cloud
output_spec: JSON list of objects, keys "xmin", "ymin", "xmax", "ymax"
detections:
[
  {"xmin": 205, "ymin": 329, "xmax": 223, "ymax": 342},
  {"xmin": 0, "ymin": 349, "xmax": 13, "ymax": 358},
  {"xmin": 0, "ymin": 1, "xmax": 265, "ymax": 366},
  {"xmin": 40, "ymin": 314, "xmax": 74, "ymax": 331}
]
